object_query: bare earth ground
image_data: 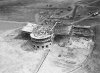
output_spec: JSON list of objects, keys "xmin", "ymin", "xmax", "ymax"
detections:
[
  {"xmin": 0, "ymin": 27, "xmax": 99, "ymax": 73},
  {"xmin": 0, "ymin": 0, "xmax": 80, "ymax": 22},
  {"xmin": 0, "ymin": 0, "xmax": 100, "ymax": 73},
  {"xmin": 0, "ymin": 29, "xmax": 84, "ymax": 73},
  {"xmin": 0, "ymin": 29, "xmax": 46, "ymax": 73}
]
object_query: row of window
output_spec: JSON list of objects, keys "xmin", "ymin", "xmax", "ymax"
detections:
[{"xmin": 33, "ymin": 43, "xmax": 52, "ymax": 49}]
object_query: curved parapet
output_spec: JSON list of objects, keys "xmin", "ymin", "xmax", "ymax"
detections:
[{"xmin": 30, "ymin": 25, "xmax": 54, "ymax": 42}]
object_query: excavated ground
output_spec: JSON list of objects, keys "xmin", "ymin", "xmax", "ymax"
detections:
[{"xmin": 0, "ymin": 27, "xmax": 99, "ymax": 73}]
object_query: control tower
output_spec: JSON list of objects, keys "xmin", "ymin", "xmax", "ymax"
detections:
[{"xmin": 30, "ymin": 25, "xmax": 54, "ymax": 50}]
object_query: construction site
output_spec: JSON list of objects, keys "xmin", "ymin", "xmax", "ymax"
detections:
[{"xmin": 0, "ymin": 0, "xmax": 100, "ymax": 73}]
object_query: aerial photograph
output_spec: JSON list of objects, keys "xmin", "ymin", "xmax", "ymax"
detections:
[{"xmin": 0, "ymin": 0, "xmax": 100, "ymax": 73}]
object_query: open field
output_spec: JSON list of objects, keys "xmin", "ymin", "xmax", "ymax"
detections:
[{"xmin": 0, "ymin": 0, "xmax": 96, "ymax": 23}]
